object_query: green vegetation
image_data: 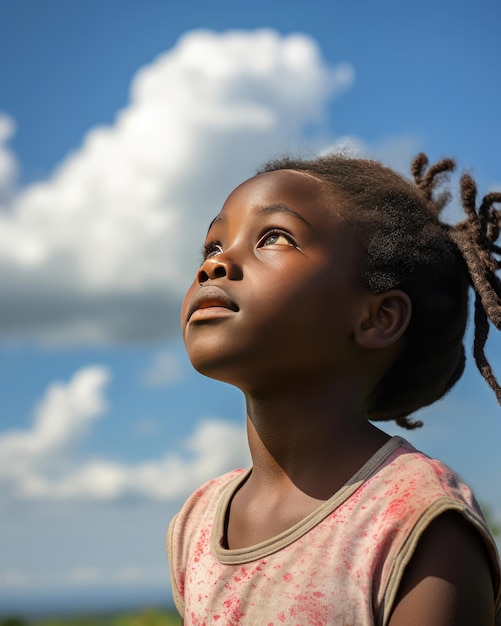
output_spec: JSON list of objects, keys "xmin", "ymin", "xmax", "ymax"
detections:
[
  {"xmin": 0, "ymin": 609, "xmax": 181, "ymax": 626},
  {"xmin": 483, "ymin": 504, "xmax": 501, "ymax": 538}
]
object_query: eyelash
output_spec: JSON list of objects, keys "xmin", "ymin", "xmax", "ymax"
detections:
[
  {"xmin": 201, "ymin": 241, "xmax": 223, "ymax": 261},
  {"xmin": 201, "ymin": 229, "xmax": 297, "ymax": 262},
  {"xmin": 258, "ymin": 228, "xmax": 296, "ymax": 248}
]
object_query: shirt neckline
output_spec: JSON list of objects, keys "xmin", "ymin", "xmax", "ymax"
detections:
[{"xmin": 211, "ymin": 435, "xmax": 410, "ymax": 565}]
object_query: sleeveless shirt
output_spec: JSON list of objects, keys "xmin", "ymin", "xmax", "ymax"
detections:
[{"xmin": 167, "ymin": 436, "xmax": 501, "ymax": 625}]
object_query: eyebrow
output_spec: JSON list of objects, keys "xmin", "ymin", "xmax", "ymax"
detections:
[
  {"xmin": 257, "ymin": 203, "xmax": 312, "ymax": 227},
  {"xmin": 206, "ymin": 203, "xmax": 311, "ymax": 235},
  {"xmin": 206, "ymin": 214, "xmax": 223, "ymax": 234}
]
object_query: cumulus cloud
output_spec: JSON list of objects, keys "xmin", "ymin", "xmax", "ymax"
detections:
[
  {"xmin": 0, "ymin": 367, "xmax": 249, "ymax": 501},
  {"xmin": 0, "ymin": 29, "xmax": 354, "ymax": 345},
  {"xmin": 44, "ymin": 418, "xmax": 249, "ymax": 501},
  {"xmin": 0, "ymin": 366, "xmax": 110, "ymax": 498}
]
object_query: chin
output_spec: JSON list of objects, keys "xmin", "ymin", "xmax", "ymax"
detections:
[{"xmin": 187, "ymin": 345, "xmax": 236, "ymax": 381}]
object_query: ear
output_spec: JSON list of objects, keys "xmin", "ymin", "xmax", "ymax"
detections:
[{"xmin": 354, "ymin": 290, "xmax": 412, "ymax": 350}]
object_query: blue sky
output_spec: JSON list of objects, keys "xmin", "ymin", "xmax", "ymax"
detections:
[{"xmin": 1, "ymin": 0, "xmax": 501, "ymax": 615}]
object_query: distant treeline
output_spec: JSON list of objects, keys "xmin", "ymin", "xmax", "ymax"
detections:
[{"xmin": 0, "ymin": 608, "xmax": 181, "ymax": 626}]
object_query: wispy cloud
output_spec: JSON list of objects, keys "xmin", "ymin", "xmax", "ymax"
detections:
[
  {"xmin": 0, "ymin": 113, "xmax": 17, "ymax": 202},
  {"xmin": 141, "ymin": 350, "xmax": 183, "ymax": 387},
  {"xmin": 320, "ymin": 133, "xmax": 421, "ymax": 173}
]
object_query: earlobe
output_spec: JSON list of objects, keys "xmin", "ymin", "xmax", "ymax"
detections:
[{"xmin": 355, "ymin": 290, "xmax": 412, "ymax": 349}]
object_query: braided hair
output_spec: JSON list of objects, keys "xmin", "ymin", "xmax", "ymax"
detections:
[{"xmin": 258, "ymin": 153, "xmax": 501, "ymax": 429}]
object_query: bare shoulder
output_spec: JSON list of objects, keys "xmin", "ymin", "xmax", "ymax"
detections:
[{"xmin": 388, "ymin": 511, "xmax": 496, "ymax": 626}]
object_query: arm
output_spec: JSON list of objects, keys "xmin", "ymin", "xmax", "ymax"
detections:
[{"xmin": 388, "ymin": 511, "xmax": 495, "ymax": 626}]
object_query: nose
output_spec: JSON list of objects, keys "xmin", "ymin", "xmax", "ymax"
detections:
[{"xmin": 197, "ymin": 254, "xmax": 242, "ymax": 284}]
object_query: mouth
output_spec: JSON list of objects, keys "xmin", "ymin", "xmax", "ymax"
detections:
[{"xmin": 187, "ymin": 286, "xmax": 239, "ymax": 322}]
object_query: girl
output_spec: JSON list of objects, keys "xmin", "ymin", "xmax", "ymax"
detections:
[{"xmin": 167, "ymin": 153, "xmax": 501, "ymax": 625}]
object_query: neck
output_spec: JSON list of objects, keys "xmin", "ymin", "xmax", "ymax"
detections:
[{"xmin": 243, "ymin": 379, "xmax": 390, "ymax": 500}]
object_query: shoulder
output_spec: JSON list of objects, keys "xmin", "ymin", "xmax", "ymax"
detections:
[
  {"xmin": 373, "ymin": 439, "xmax": 501, "ymax": 625},
  {"xmin": 168, "ymin": 468, "xmax": 247, "ymax": 538},
  {"xmin": 178, "ymin": 469, "xmax": 245, "ymax": 514},
  {"xmin": 167, "ymin": 468, "xmax": 248, "ymax": 615},
  {"xmin": 374, "ymin": 438, "xmax": 487, "ymax": 517},
  {"xmin": 388, "ymin": 510, "xmax": 498, "ymax": 626}
]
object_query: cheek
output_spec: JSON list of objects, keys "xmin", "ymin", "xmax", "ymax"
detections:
[
  {"xmin": 261, "ymin": 265, "xmax": 333, "ymax": 309},
  {"xmin": 245, "ymin": 276, "xmax": 327, "ymax": 338},
  {"xmin": 257, "ymin": 273, "xmax": 359, "ymax": 341}
]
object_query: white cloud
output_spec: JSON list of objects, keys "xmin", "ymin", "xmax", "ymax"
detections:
[
  {"xmin": 0, "ymin": 29, "xmax": 354, "ymax": 345},
  {"xmin": 0, "ymin": 366, "xmax": 109, "ymax": 497},
  {"xmin": 24, "ymin": 417, "xmax": 249, "ymax": 501},
  {"xmin": 0, "ymin": 367, "xmax": 249, "ymax": 502},
  {"xmin": 141, "ymin": 349, "xmax": 183, "ymax": 387},
  {"xmin": 321, "ymin": 133, "xmax": 421, "ymax": 174}
]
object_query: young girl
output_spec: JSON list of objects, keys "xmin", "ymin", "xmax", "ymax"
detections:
[{"xmin": 167, "ymin": 153, "xmax": 501, "ymax": 625}]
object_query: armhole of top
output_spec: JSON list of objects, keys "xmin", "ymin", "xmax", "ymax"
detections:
[
  {"xmin": 166, "ymin": 513, "xmax": 185, "ymax": 616},
  {"xmin": 379, "ymin": 499, "xmax": 501, "ymax": 626}
]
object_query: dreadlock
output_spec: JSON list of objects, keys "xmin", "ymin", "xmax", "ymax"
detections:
[
  {"xmin": 447, "ymin": 169, "xmax": 501, "ymax": 404},
  {"xmin": 257, "ymin": 152, "xmax": 501, "ymax": 429}
]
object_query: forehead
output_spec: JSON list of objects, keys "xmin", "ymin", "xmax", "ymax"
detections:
[{"xmin": 220, "ymin": 169, "xmax": 336, "ymax": 222}]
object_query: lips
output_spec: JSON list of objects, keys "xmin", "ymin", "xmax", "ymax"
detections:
[{"xmin": 187, "ymin": 286, "xmax": 239, "ymax": 322}]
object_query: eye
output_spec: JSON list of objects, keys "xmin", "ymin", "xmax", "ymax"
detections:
[
  {"xmin": 258, "ymin": 229, "xmax": 296, "ymax": 248},
  {"xmin": 202, "ymin": 241, "xmax": 223, "ymax": 261}
]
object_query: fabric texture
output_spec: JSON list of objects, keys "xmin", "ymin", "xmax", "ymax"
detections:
[{"xmin": 167, "ymin": 436, "xmax": 501, "ymax": 625}]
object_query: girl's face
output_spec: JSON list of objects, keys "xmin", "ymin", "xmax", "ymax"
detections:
[{"xmin": 181, "ymin": 169, "xmax": 371, "ymax": 393}]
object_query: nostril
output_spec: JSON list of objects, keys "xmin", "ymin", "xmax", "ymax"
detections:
[
  {"xmin": 198, "ymin": 270, "xmax": 209, "ymax": 284},
  {"xmin": 198, "ymin": 259, "xmax": 229, "ymax": 284}
]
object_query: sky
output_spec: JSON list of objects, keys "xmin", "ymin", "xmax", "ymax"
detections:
[{"xmin": 1, "ymin": 0, "xmax": 501, "ymax": 615}]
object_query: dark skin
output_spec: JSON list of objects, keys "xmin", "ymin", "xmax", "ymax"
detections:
[{"xmin": 181, "ymin": 170, "xmax": 496, "ymax": 625}]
